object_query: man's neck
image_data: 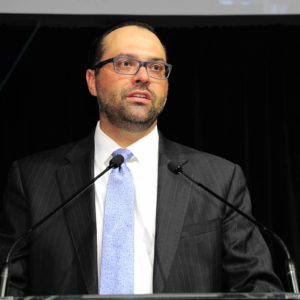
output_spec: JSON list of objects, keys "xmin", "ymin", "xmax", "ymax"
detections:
[{"xmin": 99, "ymin": 119, "xmax": 157, "ymax": 148}]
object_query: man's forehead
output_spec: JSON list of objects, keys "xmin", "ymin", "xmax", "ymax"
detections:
[
  {"xmin": 102, "ymin": 25, "xmax": 166, "ymax": 59},
  {"xmin": 104, "ymin": 25, "xmax": 159, "ymax": 42}
]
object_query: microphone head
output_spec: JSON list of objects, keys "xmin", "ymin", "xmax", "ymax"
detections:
[
  {"xmin": 110, "ymin": 155, "xmax": 124, "ymax": 168},
  {"xmin": 168, "ymin": 161, "xmax": 183, "ymax": 174}
]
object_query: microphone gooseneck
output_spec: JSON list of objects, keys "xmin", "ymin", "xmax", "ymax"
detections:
[
  {"xmin": 168, "ymin": 161, "xmax": 299, "ymax": 293},
  {"xmin": 0, "ymin": 155, "xmax": 125, "ymax": 297}
]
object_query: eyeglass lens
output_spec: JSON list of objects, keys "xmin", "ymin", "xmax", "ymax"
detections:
[{"xmin": 114, "ymin": 57, "xmax": 169, "ymax": 79}]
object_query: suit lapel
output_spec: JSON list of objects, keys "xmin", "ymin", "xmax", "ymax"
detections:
[
  {"xmin": 153, "ymin": 137, "xmax": 193, "ymax": 292},
  {"xmin": 56, "ymin": 133, "xmax": 98, "ymax": 294}
]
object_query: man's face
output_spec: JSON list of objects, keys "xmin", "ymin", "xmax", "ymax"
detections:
[{"xmin": 86, "ymin": 25, "xmax": 169, "ymax": 133}]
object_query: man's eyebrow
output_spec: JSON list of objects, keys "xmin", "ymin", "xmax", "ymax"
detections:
[{"xmin": 118, "ymin": 53, "xmax": 166, "ymax": 62}]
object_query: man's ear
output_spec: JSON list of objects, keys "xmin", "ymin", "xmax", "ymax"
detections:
[{"xmin": 86, "ymin": 69, "xmax": 97, "ymax": 96}]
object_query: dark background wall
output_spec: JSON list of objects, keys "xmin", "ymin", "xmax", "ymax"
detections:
[{"xmin": 1, "ymin": 14, "xmax": 300, "ymax": 290}]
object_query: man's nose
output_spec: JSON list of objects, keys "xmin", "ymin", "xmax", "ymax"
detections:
[{"xmin": 132, "ymin": 65, "xmax": 150, "ymax": 84}]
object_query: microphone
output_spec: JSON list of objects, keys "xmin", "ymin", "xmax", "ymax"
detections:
[
  {"xmin": 168, "ymin": 161, "xmax": 299, "ymax": 293},
  {"xmin": 0, "ymin": 154, "xmax": 124, "ymax": 297}
]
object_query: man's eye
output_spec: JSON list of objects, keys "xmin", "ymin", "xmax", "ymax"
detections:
[
  {"xmin": 150, "ymin": 63, "xmax": 164, "ymax": 72},
  {"xmin": 122, "ymin": 61, "xmax": 130, "ymax": 67},
  {"xmin": 117, "ymin": 59, "xmax": 135, "ymax": 68}
]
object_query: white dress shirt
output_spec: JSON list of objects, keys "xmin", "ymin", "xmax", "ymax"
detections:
[{"xmin": 94, "ymin": 121, "xmax": 159, "ymax": 294}]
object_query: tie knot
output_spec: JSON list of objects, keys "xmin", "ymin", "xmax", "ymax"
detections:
[{"xmin": 112, "ymin": 148, "xmax": 133, "ymax": 162}]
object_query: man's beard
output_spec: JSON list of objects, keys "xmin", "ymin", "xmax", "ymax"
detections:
[{"xmin": 96, "ymin": 85, "xmax": 167, "ymax": 132}]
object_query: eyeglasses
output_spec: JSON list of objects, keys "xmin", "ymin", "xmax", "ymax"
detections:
[{"xmin": 92, "ymin": 55, "xmax": 172, "ymax": 80}]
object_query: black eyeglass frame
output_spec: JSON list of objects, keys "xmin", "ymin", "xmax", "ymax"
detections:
[{"xmin": 92, "ymin": 56, "xmax": 172, "ymax": 80}]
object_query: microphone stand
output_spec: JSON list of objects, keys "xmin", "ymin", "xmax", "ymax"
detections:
[
  {"xmin": 0, "ymin": 21, "xmax": 40, "ymax": 95},
  {"xmin": 0, "ymin": 155, "xmax": 124, "ymax": 297},
  {"xmin": 169, "ymin": 162, "xmax": 299, "ymax": 293}
]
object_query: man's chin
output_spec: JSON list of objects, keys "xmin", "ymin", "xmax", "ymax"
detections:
[
  {"xmin": 121, "ymin": 108, "xmax": 156, "ymax": 124},
  {"xmin": 102, "ymin": 104, "xmax": 161, "ymax": 132},
  {"xmin": 125, "ymin": 117, "xmax": 155, "ymax": 127},
  {"xmin": 119, "ymin": 114, "xmax": 157, "ymax": 132}
]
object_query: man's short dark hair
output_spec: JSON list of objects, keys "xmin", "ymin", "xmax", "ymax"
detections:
[{"xmin": 88, "ymin": 20, "xmax": 165, "ymax": 69}]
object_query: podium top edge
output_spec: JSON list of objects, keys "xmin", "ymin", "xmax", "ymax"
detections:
[{"xmin": 2, "ymin": 292, "xmax": 300, "ymax": 300}]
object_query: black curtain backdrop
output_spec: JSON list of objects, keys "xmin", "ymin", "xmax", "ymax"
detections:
[{"xmin": 0, "ymin": 15, "xmax": 300, "ymax": 290}]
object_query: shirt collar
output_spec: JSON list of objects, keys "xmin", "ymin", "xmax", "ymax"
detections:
[
  {"xmin": 127, "ymin": 125, "xmax": 159, "ymax": 167},
  {"xmin": 94, "ymin": 121, "xmax": 159, "ymax": 168}
]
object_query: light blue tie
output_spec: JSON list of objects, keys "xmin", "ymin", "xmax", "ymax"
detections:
[{"xmin": 99, "ymin": 148, "xmax": 135, "ymax": 294}]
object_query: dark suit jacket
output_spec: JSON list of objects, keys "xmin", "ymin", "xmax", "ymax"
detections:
[{"xmin": 0, "ymin": 132, "xmax": 282, "ymax": 296}]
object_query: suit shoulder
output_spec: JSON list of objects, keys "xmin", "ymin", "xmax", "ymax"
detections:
[
  {"xmin": 14, "ymin": 132, "xmax": 94, "ymax": 172},
  {"xmin": 161, "ymin": 137, "xmax": 236, "ymax": 170},
  {"xmin": 16, "ymin": 142, "xmax": 75, "ymax": 169},
  {"xmin": 160, "ymin": 137, "xmax": 247, "ymax": 203}
]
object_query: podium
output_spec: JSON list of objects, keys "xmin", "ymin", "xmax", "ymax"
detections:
[{"xmin": 1, "ymin": 293, "xmax": 300, "ymax": 300}]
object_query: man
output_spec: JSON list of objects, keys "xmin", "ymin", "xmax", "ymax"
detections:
[{"xmin": 0, "ymin": 21, "xmax": 282, "ymax": 296}]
